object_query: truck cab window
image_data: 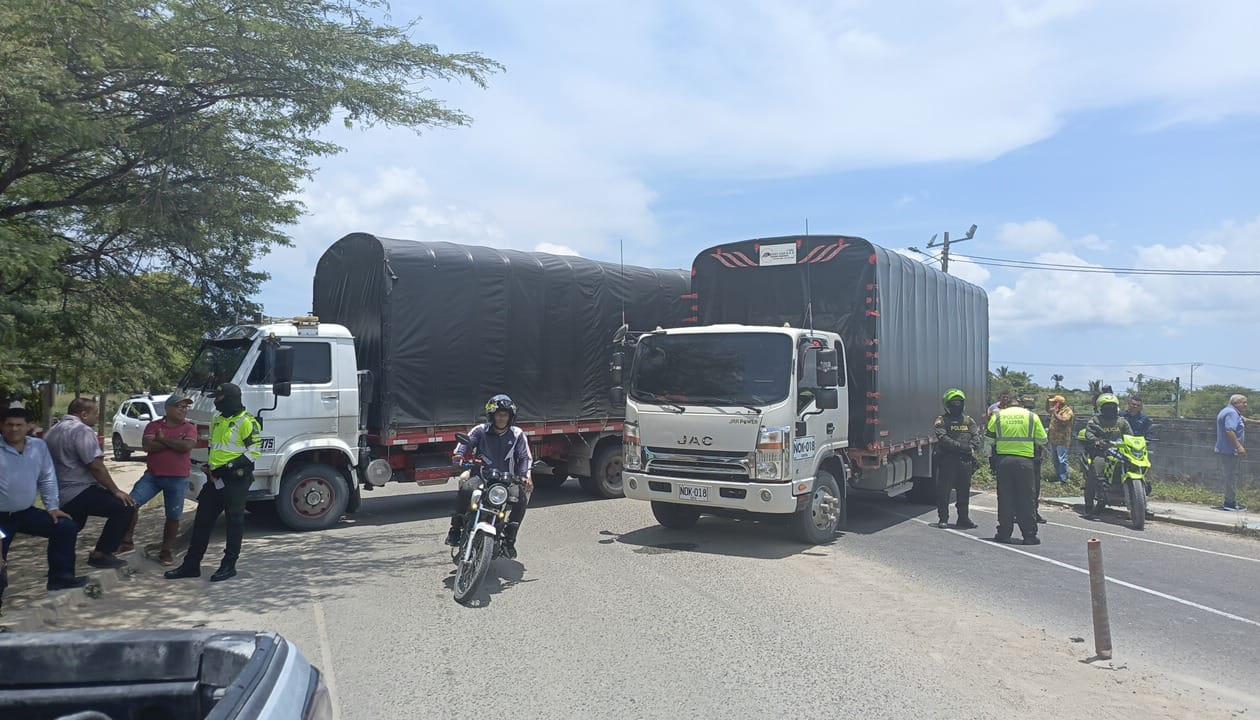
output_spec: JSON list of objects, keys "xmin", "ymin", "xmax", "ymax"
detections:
[{"xmin": 248, "ymin": 343, "xmax": 332, "ymax": 385}]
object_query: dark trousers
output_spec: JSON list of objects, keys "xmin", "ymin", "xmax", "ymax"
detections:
[
  {"xmin": 452, "ymin": 480, "xmax": 528, "ymax": 532},
  {"xmin": 62, "ymin": 485, "xmax": 135, "ymax": 556},
  {"xmin": 995, "ymin": 455, "xmax": 1038, "ymax": 540},
  {"xmin": 184, "ymin": 473, "xmax": 252, "ymax": 567},
  {"xmin": 1220, "ymin": 454, "xmax": 1241, "ymax": 507},
  {"xmin": 936, "ymin": 458, "xmax": 974, "ymax": 523},
  {"xmin": 1082, "ymin": 454, "xmax": 1106, "ymax": 512},
  {"xmin": 0, "ymin": 507, "xmax": 80, "ymax": 596}
]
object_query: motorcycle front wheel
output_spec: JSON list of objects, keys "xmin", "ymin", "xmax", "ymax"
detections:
[
  {"xmin": 1125, "ymin": 478, "xmax": 1147, "ymax": 531},
  {"xmin": 453, "ymin": 532, "xmax": 494, "ymax": 605}
]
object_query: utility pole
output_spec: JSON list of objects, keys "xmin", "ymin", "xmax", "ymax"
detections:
[
  {"xmin": 925, "ymin": 224, "xmax": 977, "ymax": 275},
  {"xmin": 1189, "ymin": 363, "xmax": 1203, "ymax": 392},
  {"xmin": 1174, "ymin": 376, "xmax": 1181, "ymax": 418}
]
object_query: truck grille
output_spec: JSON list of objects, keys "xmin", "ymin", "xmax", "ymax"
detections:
[{"xmin": 644, "ymin": 447, "xmax": 751, "ymax": 482}]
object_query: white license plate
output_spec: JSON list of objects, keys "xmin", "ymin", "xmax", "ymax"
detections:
[{"xmin": 677, "ymin": 484, "xmax": 709, "ymax": 502}]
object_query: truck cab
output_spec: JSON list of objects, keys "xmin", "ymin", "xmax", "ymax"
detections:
[
  {"xmin": 177, "ymin": 317, "xmax": 363, "ymax": 530},
  {"xmin": 616, "ymin": 324, "xmax": 850, "ymax": 543}
]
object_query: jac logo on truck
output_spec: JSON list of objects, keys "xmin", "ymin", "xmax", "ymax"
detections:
[{"xmin": 677, "ymin": 435, "xmax": 714, "ymax": 447}]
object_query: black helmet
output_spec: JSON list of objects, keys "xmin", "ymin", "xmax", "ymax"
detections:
[{"xmin": 484, "ymin": 394, "xmax": 517, "ymax": 424}]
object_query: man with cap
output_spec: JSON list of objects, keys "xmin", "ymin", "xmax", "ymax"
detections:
[
  {"xmin": 1082, "ymin": 393, "xmax": 1133, "ymax": 520},
  {"xmin": 932, "ymin": 389, "xmax": 981, "ymax": 529},
  {"xmin": 987, "ymin": 394, "xmax": 1048, "ymax": 545},
  {"xmin": 119, "ymin": 393, "xmax": 197, "ymax": 565},
  {"xmin": 1020, "ymin": 394, "xmax": 1049, "ymax": 524},
  {"xmin": 1046, "ymin": 395, "xmax": 1075, "ymax": 485},
  {"xmin": 165, "ymin": 383, "xmax": 261, "ymax": 582}
]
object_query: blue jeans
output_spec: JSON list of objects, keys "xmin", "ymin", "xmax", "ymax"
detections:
[
  {"xmin": 1049, "ymin": 444, "xmax": 1071, "ymax": 483},
  {"xmin": 130, "ymin": 473, "xmax": 189, "ymax": 521}
]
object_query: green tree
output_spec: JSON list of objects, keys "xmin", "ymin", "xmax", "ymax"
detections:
[
  {"xmin": 1180, "ymin": 385, "xmax": 1257, "ymax": 419},
  {"xmin": 0, "ymin": 0, "xmax": 500, "ymax": 390}
]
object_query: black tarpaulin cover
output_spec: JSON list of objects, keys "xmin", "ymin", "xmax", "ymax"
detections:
[
  {"xmin": 313, "ymin": 233, "xmax": 691, "ymax": 433},
  {"xmin": 692, "ymin": 235, "xmax": 989, "ymax": 450}
]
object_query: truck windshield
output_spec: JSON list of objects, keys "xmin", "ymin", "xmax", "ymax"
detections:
[
  {"xmin": 631, "ymin": 333, "xmax": 792, "ymax": 407},
  {"xmin": 179, "ymin": 339, "xmax": 253, "ymax": 392}
]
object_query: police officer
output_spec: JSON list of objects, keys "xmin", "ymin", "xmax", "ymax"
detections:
[
  {"xmin": 1081, "ymin": 393, "xmax": 1133, "ymax": 521},
  {"xmin": 165, "ymin": 383, "xmax": 262, "ymax": 582},
  {"xmin": 932, "ymin": 389, "xmax": 981, "ymax": 529},
  {"xmin": 987, "ymin": 397, "xmax": 1048, "ymax": 545},
  {"xmin": 1020, "ymin": 394, "xmax": 1049, "ymax": 525}
]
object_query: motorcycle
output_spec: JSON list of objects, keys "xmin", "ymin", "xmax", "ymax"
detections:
[
  {"xmin": 1080, "ymin": 432, "xmax": 1153, "ymax": 530},
  {"xmin": 449, "ymin": 432, "xmax": 529, "ymax": 605}
]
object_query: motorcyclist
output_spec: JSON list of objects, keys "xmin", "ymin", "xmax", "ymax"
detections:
[
  {"xmin": 1081, "ymin": 393, "xmax": 1133, "ymax": 519},
  {"xmin": 445, "ymin": 394, "xmax": 534, "ymax": 559}
]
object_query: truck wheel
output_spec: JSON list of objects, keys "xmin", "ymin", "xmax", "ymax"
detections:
[
  {"xmin": 651, "ymin": 501, "xmax": 701, "ymax": 529},
  {"xmin": 795, "ymin": 469, "xmax": 842, "ymax": 544},
  {"xmin": 111, "ymin": 434, "xmax": 131, "ymax": 461},
  {"xmin": 276, "ymin": 464, "xmax": 350, "ymax": 531},
  {"xmin": 579, "ymin": 443, "xmax": 624, "ymax": 499}
]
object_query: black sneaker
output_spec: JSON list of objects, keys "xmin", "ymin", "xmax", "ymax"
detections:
[
  {"xmin": 1023, "ymin": 536, "xmax": 1042, "ymax": 546},
  {"xmin": 992, "ymin": 535, "xmax": 1015, "ymax": 544},
  {"xmin": 445, "ymin": 527, "xmax": 461, "ymax": 547},
  {"xmin": 955, "ymin": 518, "xmax": 978, "ymax": 530},
  {"xmin": 164, "ymin": 564, "xmax": 201, "ymax": 580},
  {"xmin": 502, "ymin": 541, "xmax": 518, "ymax": 560},
  {"xmin": 1036, "ymin": 513, "xmax": 1048, "ymax": 524},
  {"xmin": 934, "ymin": 521, "xmax": 949, "ymax": 529},
  {"xmin": 210, "ymin": 564, "xmax": 237, "ymax": 583},
  {"xmin": 46, "ymin": 576, "xmax": 89, "ymax": 591}
]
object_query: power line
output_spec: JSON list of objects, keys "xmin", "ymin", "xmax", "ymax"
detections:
[{"xmin": 953, "ymin": 253, "xmax": 1260, "ymax": 277}]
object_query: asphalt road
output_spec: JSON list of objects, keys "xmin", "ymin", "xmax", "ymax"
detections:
[{"xmin": 38, "ymin": 480, "xmax": 1260, "ymax": 719}]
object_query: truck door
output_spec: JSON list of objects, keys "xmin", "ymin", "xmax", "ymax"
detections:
[
  {"xmin": 795, "ymin": 338, "xmax": 847, "ymax": 478},
  {"xmin": 244, "ymin": 340, "xmax": 337, "ymax": 474}
]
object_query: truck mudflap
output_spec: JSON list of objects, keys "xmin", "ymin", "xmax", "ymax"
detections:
[{"xmin": 624, "ymin": 473, "xmax": 813, "ymax": 515}]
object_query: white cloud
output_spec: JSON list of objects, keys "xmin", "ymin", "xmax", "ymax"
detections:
[
  {"xmin": 1077, "ymin": 233, "xmax": 1110, "ymax": 251},
  {"xmin": 535, "ymin": 243, "xmax": 581, "ymax": 256},
  {"xmin": 948, "ymin": 258, "xmax": 993, "ymax": 287},
  {"xmin": 998, "ymin": 219, "xmax": 1068, "ymax": 251},
  {"xmin": 988, "ymin": 251, "xmax": 1155, "ymax": 330}
]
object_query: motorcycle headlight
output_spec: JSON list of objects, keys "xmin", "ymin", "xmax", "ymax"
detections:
[{"xmin": 487, "ymin": 484, "xmax": 509, "ymax": 506}]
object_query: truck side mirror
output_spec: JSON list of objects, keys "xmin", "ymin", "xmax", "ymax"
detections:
[
  {"xmin": 815, "ymin": 349, "xmax": 840, "ymax": 387},
  {"xmin": 358, "ymin": 370, "xmax": 374, "ymax": 399},
  {"xmin": 609, "ymin": 387, "xmax": 626, "ymax": 407},
  {"xmin": 272, "ymin": 382, "xmax": 292, "ymax": 398},
  {"xmin": 273, "ymin": 346, "xmax": 295, "ymax": 384},
  {"xmin": 610, "ymin": 351, "xmax": 625, "ymax": 386},
  {"xmin": 815, "ymin": 387, "xmax": 840, "ymax": 410}
]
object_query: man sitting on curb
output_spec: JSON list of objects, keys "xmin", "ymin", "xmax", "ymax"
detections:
[
  {"xmin": 119, "ymin": 394, "xmax": 196, "ymax": 565},
  {"xmin": 0, "ymin": 407, "xmax": 87, "ymax": 610}
]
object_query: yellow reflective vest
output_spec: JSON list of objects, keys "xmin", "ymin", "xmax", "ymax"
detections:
[
  {"xmin": 208, "ymin": 411, "xmax": 263, "ymax": 470},
  {"xmin": 987, "ymin": 406, "xmax": 1048, "ymax": 458}
]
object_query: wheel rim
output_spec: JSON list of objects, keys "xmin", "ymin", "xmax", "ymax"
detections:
[
  {"xmin": 602, "ymin": 456, "xmax": 624, "ymax": 491},
  {"xmin": 811, "ymin": 486, "xmax": 840, "ymax": 532},
  {"xmin": 291, "ymin": 476, "xmax": 335, "ymax": 518},
  {"xmin": 455, "ymin": 536, "xmax": 484, "ymax": 597}
]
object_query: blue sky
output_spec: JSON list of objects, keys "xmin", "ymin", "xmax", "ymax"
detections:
[{"xmin": 258, "ymin": 0, "xmax": 1260, "ymax": 392}]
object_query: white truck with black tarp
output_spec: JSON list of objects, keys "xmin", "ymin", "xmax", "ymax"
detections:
[{"xmin": 613, "ymin": 235, "xmax": 988, "ymax": 543}]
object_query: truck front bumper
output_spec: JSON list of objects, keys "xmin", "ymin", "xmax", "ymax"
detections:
[{"xmin": 623, "ymin": 472, "xmax": 811, "ymax": 514}]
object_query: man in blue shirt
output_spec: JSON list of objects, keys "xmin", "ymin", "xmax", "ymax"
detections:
[
  {"xmin": 0, "ymin": 408, "xmax": 87, "ymax": 610},
  {"xmin": 1215, "ymin": 394, "xmax": 1248, "ymax": 511},
  {"xmin": 1122, "ymin": 396, "xmax": 1153, "ymax": 439}
]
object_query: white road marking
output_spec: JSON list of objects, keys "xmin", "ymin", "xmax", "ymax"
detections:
[
  {"xmin": 313, "ymin": 602, "xmax": 343, "ymax": 720},
  {"xmin": 897, "ymin": 512, "xmax": 1260, "ymax": 630},
  {"xmin": 967, "ymin": 505, "xmax": 1260, "ymax": 564}
]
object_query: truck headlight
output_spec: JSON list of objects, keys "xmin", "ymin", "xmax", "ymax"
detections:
[
  {"xmin": 624, "ymin": 422, "xmax": 643, "ymax": 471},
  {"xmin": 754, "ymin": 425, "xmax": 789, "ymax": 481}
]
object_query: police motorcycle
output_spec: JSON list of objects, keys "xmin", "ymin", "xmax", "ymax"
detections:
[
  {"xmin": 1079, "ymin": 429, "xmax": 1153, "ymax": 530},
  {"xmin": 449, "ymin": 432, "xmax": 533, "ymax": 604}
]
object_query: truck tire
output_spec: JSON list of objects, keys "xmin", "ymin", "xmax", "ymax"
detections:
[
  {"xmin": 579, "ymin": 443, "xmax": 624, "ymax": 499},
  {"xmin": 276, "ymin": 464, "xmax": 350, "ymax": 531},
  {"xmin": 111, "ymin": 433, "xmax": 131, "ymax": 461},
  {"xmin": 651, "ymin": 501, "xmax": 701, "ymax": 529},
  {"xmin": 795, "ymin": 469, "xmax": 843, "ymax": 544}
]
